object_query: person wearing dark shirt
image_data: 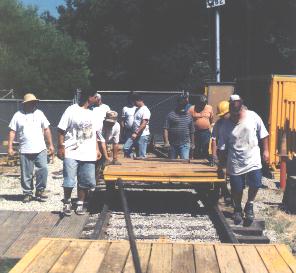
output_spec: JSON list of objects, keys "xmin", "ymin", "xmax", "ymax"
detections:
[{"xmin": 163, "ymin": 95, "xmax": 195, "ymax": 159}]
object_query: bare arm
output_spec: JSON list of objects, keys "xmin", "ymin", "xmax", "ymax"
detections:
[
  {"xmin": 132, "ymin": 119, "xmax": 148, "ymax": 140},
  {"xmin": 7, "ymin": 130, "xmax": 16, "ymax": 156},
  {"xmin": 57, "ymin": 128, "xmax": 65, "ymax": 160},
  {"xmin": 261, "ymin": 136, "xmax": 269, "ymax": 163},
  {"xmin": 113, "ymin": 143, "xmax": 119, "ymax": 161},
  {"xmin": 44, "ymin": 127, "xmax": 54, "ymax": 155},
  {"xmin": 163, "ymin": 129, "xmax": 169, "ymax": 145},
  {"xmin": 212, "ymin": 139, "xmax": 217, "ymax": 159},
  {"xmin": 99, "ymin": 142, "xmax": 110, "ymax": 161}
]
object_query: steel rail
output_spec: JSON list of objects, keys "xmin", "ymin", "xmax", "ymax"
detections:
[{"xmin": 117, "ymin": 179, "xmax": 142, "ymax": 273}]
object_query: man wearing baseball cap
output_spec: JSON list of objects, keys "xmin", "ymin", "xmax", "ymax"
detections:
[
  {"xmin": 218, "ymin": 94, "xmax": 269, "ymax": 225},
  {"xmin": 92, "ymin": 92, "xmax": 110, "ymax": 125},
  {"xmin": 8, "ymin": 93, "xmax": 54, "ymax": 203},
  {"xmin": 97, "ymin": 110, "xmax": 121, "ymax": 168}
]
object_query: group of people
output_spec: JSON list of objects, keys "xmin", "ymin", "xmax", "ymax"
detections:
[
  {"xmin": 7, "ymin": 90, "xmax": 269, "ymax": 224},
  {"xmin": 7, "ymin": 91, "xmax": 151, "ymax": 215}
]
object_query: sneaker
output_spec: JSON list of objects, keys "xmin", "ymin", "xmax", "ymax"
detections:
[
  {"xmin": 233, "ymin": 208, "xmax": 243, "ymax": 225},
  {"xmin": 35, "ymin": 190, "xmax": 48, "ymax": 202},
  {"xmin": 244, "ymin": 202, "xmax": 254, "ymax": 224},
  {"xmin": 22, "ymin": 195, "xmax": 33, "ymax": 203},
  {"xmin": 63, "ymin": 202, "xmax": 72, "ymax": 216},
  {"xmin": 75, "ymin": 203, "xmax": 86, "ymax": 215}
]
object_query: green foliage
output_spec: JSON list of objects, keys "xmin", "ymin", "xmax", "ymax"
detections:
[
  {"xmin": 57, "ymin": 0, "xmax": 213, "ymax": 91},
  {"xmin": 0, "ymin": 0, "xmax": 90, "ymax": 99},
  {"xmin": 57, "ymin": 0, "xmax": 296, "ymax": 89}
]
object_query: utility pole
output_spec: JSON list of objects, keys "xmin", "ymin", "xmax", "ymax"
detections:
[{"xmin": 206, "ymin": 0, "xmax": 225, "ymax": 83}]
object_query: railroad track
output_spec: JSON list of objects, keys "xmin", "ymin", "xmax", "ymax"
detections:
[{"xmin": 80, "ymin": 183, "xmax": 270, "ymax": 244}]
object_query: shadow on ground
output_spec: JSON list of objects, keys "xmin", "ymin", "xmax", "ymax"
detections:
[{"xmin": 88, "ymin": 189, "xmax": 207, "ymax": 216}]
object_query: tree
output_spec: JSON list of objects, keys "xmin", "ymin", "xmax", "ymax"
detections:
[
  {"xmin": 0, "ymin": 0, "xmax": 91, "ymax": 99},
  {"xmin": 57, "ymin": 0, "xmax": 213, "ymax": 91}
]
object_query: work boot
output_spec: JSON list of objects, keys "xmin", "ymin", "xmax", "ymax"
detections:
[
  {"xmin": 63, "ymin": 201, "xmax": 72, "ymax": 216},
  {"xmin": 75, "ymin": 202, "xmax": 86, "ymax": 215},
  {"xmin": 22, "ymin": 195, "xmax": 33, "ymax": 203},
  {"xmin": 244, "ymin": 202, "xmax": 254, "ymax": 225},
  {"xmin": 35, "ymin": 190, "xmax": 48, "ymax": 202},
  {"xmin": 233, "ymin": 207, "xmax": 243, "ymax": 225}
]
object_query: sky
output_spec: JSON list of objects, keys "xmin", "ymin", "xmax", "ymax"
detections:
[{"xmin": 21, "ymin": 0, "xmax": 65, "ymax": 17}]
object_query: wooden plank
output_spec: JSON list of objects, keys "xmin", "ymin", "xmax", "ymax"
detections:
[
  {"xmin": 104, "ymin": 170, "xmax": 218, "ymax": 177},
  {"xmin": 123, "ymin": 243, "xmax": 152, "ymax": 273},
  {"xmin": 104, "ymin": 175, "xmax": 224, "ymax": 183},
  {"xmin": 235, "ymin": 245, "xmax": 268, "ymax": 273},
  {"xmin": 49, "ymin": 214, "xmax": 89, "ymax": 238},
  {"xmin": 22, "ymin": 239, "xmax": 70, "ymax": 273},
  {"xmin": 276, "ymin": 244, "xmax": 296, "ymax": 272},
  {"xmin": 4, "ymin": 212, "xmax": 60, "ymax": 258},
  {"xmin": 194, "ymin": 244, "xmax": 220, "ymax": 273},
  {"xmin": 172, "ymin": 243, "xmax": 195, "ymax": 273},
  {"xmin": 74, "ymin": 242, "xmax": 110, "ymax": 273},
  {"xmin": 49, "ymin": 240, "xmax": 91, "ymax": 273},
  {"xmin": 9, "ymin": 238, "xmax": 51, "ymax": 273},
  {"xmin": 98, "ymin": 241, "xmax": 130, "ymax": 273},
  {"xmin": 215, "ymin": 245, "xmax": 244, "ymax": 273},
  {"xmin": 147, "ymin": 243, "xmax": 172, "ymax": 273},
  {"xmin": 256, "ymin": 245, "xmax": 293, "ymax": 273},
  {"xmin": 0, "ymin": 211, "xmax": 37, "ymax": 255},
  {"xmin": 0, "ymin": 210, "xmax": 13, "ymax": 225}
]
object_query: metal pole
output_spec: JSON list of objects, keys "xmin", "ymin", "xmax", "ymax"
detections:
[{"xmin": 215, "ymin": 8, "xmax": 221, "ymax": 83}]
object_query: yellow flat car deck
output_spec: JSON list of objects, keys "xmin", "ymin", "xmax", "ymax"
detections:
[
  {"xmin": 10, "ymin": 238, "xmax": 296, "ymax": 273},
  {"xmin": 104, "ymin": 158, "xmax": 225, "ymax": 183}
]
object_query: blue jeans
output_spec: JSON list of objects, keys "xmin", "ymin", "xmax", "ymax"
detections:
[
  {"xmin": 123, "ymin": 135, "xmax": 150, "ymax": 158},
  {"xmin": 194, "ymin": 129, "xmax": 211, "ymax": 159},
  {"xmin": 20, "ymin": 149, "xmax": 48, "ymax": 195},
  {"xmin": 230, "ymin": 169, "xmax": 263, "ymax": 193},
  {"xmin": 169, "ymin": 144, "xmax": 190, "ymax": 159},
  {"xmin": 63, "ymin": 158, "xmax": 96, "ymax": 189}
]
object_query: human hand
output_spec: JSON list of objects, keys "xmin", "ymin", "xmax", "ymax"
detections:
[
  {"xmin": 131, "ymin": 133, "xmax": 138, "ymax": 140},
  {"xmin": 163, "ymin": 142, "xmax": 170, "ymax": 148},
  {"xmin": 48, "ymin": 145, "xmax": 55, "ymax": 156},
  {"xmin": 263, "ymin": 150, "xmax": 269, "ymax": 164},
  {"xmin": 190, "ymin": 143, "xmax": 195, "ymax": 150},
  {"xmin": 8, "ymin": 147, "xmax": 15, "ymax": 157},
  {"xmin": 96, "ymin": 150, "xmax": 102, "ymax": 160},
  {"xmin": 57, "ymin": 146, "xmax": 65, "ymax": 160}
]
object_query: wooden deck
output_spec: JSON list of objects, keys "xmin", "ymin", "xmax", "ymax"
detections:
[
  {"xmin": 0, "ymin": 211, "xmax": 89, "ymax": 259},
  {"xmin": 10, "ymin": 238, "xmax": 296, "ymax": 273},
  {"xmin": 104, "ymin": 158, "xmax": 224, "ymax": 183}
]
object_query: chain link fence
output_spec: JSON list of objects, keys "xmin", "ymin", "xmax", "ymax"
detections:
[
  {"xmin": 98, "ymin": 91, "xmax": 184, "ymax": 142},
  {"xmin": 0, "ymin": 91, "xmax": 184, "ymax": 153}
]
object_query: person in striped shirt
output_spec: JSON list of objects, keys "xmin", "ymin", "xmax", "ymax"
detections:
[{"xmin": 163, "ymin": 95, "xmax": 195, "ymax": 160}]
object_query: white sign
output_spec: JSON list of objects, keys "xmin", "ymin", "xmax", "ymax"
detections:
[{"xmin": 206, "ymin": 0, "xmax": 225, "ymax": 8}]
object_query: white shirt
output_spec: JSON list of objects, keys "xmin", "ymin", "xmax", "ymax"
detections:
[
  {"xmin": 97, "ymin": 122, "xmax": 120, "ymax": 144},
  {"xmin": 92, "ymin": 104, "xmax": 110, "ymax": 125},
  {"xmin": 122, "ymin": 106, "xmax": 136, "ymax": 129},
  {"xmin": 9, "ymin": 109, "xmax": 50, "ymax": 154},
  {"xmin": 219, "ymin": 110, "xmax": 269, "ymax": 175},
  {"xmin": 133, "ymin": 105, "xmax": 151, "ymax": 136},
  {"xmin": 58, "ymin": 104, "xmax": 99, "ymax": 161}
]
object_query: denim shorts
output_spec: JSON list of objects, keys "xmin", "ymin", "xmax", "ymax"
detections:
[
  {"xmin": 63, "ymin": 158, "xmax": 96, "ymax": 189},
  {"xmin": 230, "ymin": 169, "xmax": 262, "ymax": 192}
]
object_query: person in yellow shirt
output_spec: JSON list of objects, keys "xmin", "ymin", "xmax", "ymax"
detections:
[{"xmin": 188, "ymin": 95, "xmax": 213, "ymax": 159}]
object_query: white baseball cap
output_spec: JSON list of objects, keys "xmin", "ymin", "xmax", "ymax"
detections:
[
  {"xmin": 229, "ymin": 94, "xmax": 241, "ymax": 101},
  {"xmin": 95, "ymin": 92, "xmax": 101, "ymax": 99}
]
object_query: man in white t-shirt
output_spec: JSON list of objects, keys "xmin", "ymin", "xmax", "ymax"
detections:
[
  {"xmin": 8, "ymin": 93, "xmax": 54, "ymax": 203},
  {"xmin": 123, "ymin": 93, "xmax": 151, "ymax": 158},
  {"xmin": 92, "ymin": 92, "xmax": 110, "ymax": 126},
  {"xmin": 121, "ymin": 92, "xmax": 136, "ymax": 142},
  {"xmin": 219, "ymin": 94, "xmax": 269, "ymax": 225},
  {"xmin": 57, "ymin": 91, "xmax": 101, "ymax": 216},
  {"xmin": 97, "ymin": 111, "xmax": 121, "ymax": 179}
]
